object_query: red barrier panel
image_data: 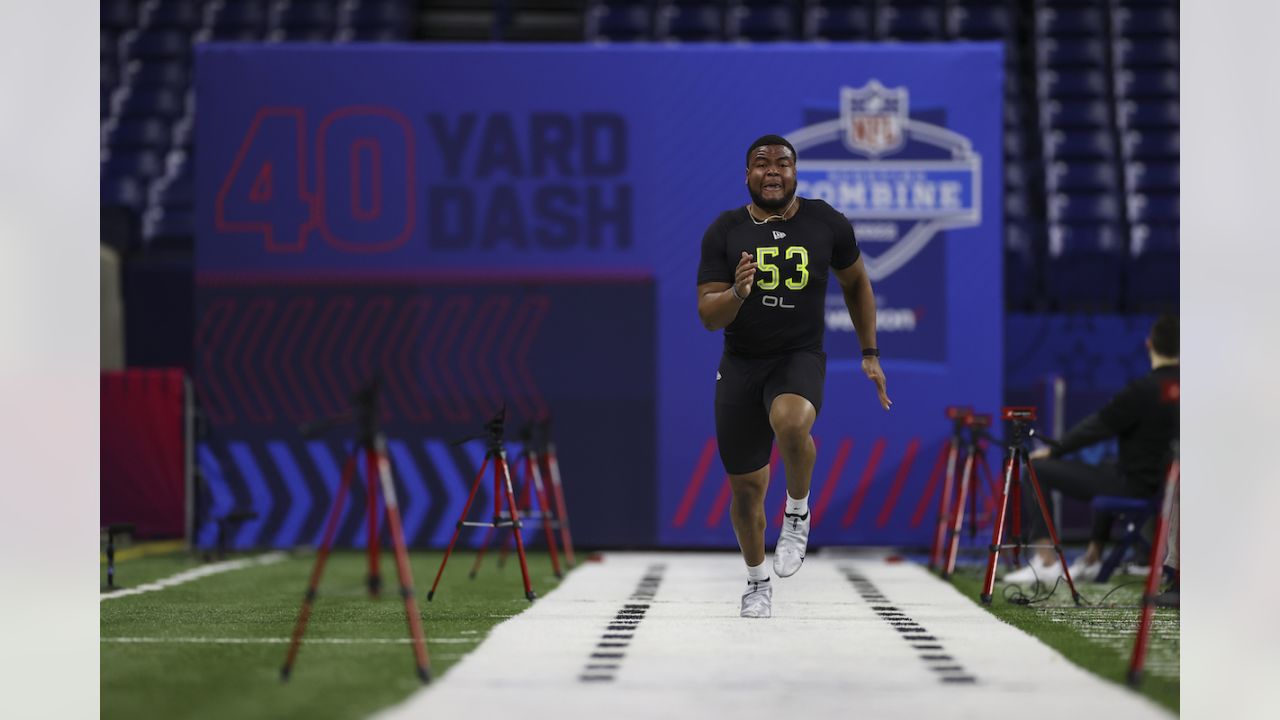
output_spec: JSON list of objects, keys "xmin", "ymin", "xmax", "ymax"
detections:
[{"xmin": 101, "ymin": 369, "xmax": 188, "ymax": 538}]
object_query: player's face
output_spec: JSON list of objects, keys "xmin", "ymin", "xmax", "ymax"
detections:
[{"xmin": 745, "ymin": 145, "xmax": 797, "ymax": 211}]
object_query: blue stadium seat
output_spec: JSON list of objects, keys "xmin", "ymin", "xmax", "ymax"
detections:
[
  {"xmin": 208, "ymin": 25, "xmax": 265, "ymax": 41},
  {"xmin": 337, "ymin": 25, "xmax": 410, "ymax": 41},
  {"xmin": 587, "ymin": 3, "xmax": 653, "ymax": 40},
  {"xmin": 102, "ymin": 0, "xmax": 139, "ymax": 29},
  {"xmin": 1045, "ymin": 161, "xmax": 1118, "ymax": 193},
  {"xmin": 1034, "ymin": 7, "xmax": 1105, "ymax": 36},
  {"xmin": 1005, "ymin": 161, "xmax": 1028, "ymax": 192},
  {"xmin": 102, "ymin": 149, "xmax": 165, "ymax": 182},
  {"xmin": 109, "ymin": 117, "xmax": 171, "ymax": 151},
  {"xmin": 156, "ymin": 171, "xmax": 195, "ymax": 209},
  {"xmin": 121, "ymin": 87, "xmax": 188, "ymax": 119},
  {"xmin": 1038, "ymin": 69, "xmax": 1107, "ymax": 98},
  {"xmin": 1005, "ymin": 187, "xmax": 1030, "ymax": 221},
  {"xmin": 102, "ymin": 30, "xmax": 119, "ymax": 61},
  {"xmin": 269, "ymin": 26, "xmax": 336, "ymax": 41},
  {"xmin": 102, "ymin": 60, "xmax": 121, "ymax": 90},
  {"xmin": 731, "ymin": 4, "xmax": 796, "ymax": 41},
  {"xmin": 1041, "ymin": 98, "xmax": 1110, "ymax": 128},
  {"xmin": 1116, "ymin": 99, "xmax": 1179, "ymax": 128},
  {"xmin": 1125, "ymin": 161, "xmax": 1178, "ymax": 193},
  {"xmin": 803, "ymin": 3, "xmax": 872, "ymax": 40},
  {"xmin": 1005, "ymin": 128, "xmax": 1028, "ymax": 161},
  {"xmin": 1113, "ymin": 38, "xmax": 1178, "ymax": 67},
  {"xmin": 1115, "ymin": 69, "xmax": 1178, "ymax": 98},
  {"xmin": 1048, "ymin": 192, "xmax": 1122, "ymax": 224},
  {"xmin": 128, "ymin": 60, "xmax": 190, "ymax": 89},
  {"xmin": 148, "ymin": 208, "xmax": 195, "ymax": 242},
  {"xmin": 1005, "ymin": 222, "xmax": 1042, "ymax": 311},
  {"xmin": 1042, "ymin": 128, "xmax": 1113, "ymax": 160},
  {"xmin": 345, "ymin": 0, "xmax": 413, "ymax": 29},
  {"xmin": 149, "ymin": 0, "xmax": 205, "ymax": 30},
  {"xmin": 657, "ymin": 3, "xmax": 725, "ymax": 41},
  {"xmin": 947, "ymin": 4, "xmax": 1014, "ymax": 39},
  {"xmin": 1036, "ymin": 37, "xmax": 1106, "ymax": 67},
  {"xmin": 213, "ymin": 0, "xmax": 269, "ymax": 32},
  {"xmin": 877, "ymin": 4, "xmax": 944, "ymax": 40},
  {"xmin": 131, "ymin": 30, "xmax": 193, "ymax": 60},
  {"xmin": 1127, "ymin": 193, "xmax": 1178, "ymax": 224},
  {"xmin": 1112, "ymin": 6, "xmax": 1177, "ymax": 36},
  {"xmin": 1045, "ymin": 223, "xmax": 1125, "ymax": 311},
  {"xmin": 102, "ymin": 175, "xmax": 146, "ymax": 210},
  {"xmin": 273, "ymin": 0, "xmax": 338, "ymax": 30},
  {"xmin": 1121, "ymin": 129, "xmax": 1178, "ymax": 160},
  {"xmin": 1125, "ymin": 223, "xmax": 1179, "ymax": 313}
]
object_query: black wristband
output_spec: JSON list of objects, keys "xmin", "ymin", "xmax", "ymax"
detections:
[{"xmin": 861, "ymin": 348, "xmax": 880, "ymax": 358}]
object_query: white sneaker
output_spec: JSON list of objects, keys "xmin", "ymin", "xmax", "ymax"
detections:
[
  {"xmin": 740, "ymin": 579, "xmax": 772, "ymax": 618},
  {"xmin": 773, "ymin": 510, "xmax": 810, "ymax": 578},
  {"xmin": 1067, "ymin": 557, "xmax": 1102, "ymax": 582},
  {"xmin": 1001, "ymin": 556, "xmax": 1058, "ymax": 585}
]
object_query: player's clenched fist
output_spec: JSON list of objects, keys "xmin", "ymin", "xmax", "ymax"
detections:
[{"xmin": 735, "ymin": 252, "xmax": 756, "ymax": 300}]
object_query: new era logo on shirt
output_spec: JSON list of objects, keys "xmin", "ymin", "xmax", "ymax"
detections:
[{"xmin": 772, "ymin": 230, "xmax": 787, "ymax": 240}]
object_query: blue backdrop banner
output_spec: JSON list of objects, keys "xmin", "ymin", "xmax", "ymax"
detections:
[{"xmin": 195, "ymin": 43, "xmax": 1003, "ymax": 549}]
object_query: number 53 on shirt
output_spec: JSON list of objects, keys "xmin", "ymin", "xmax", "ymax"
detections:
[{"xmin": 755, "ymin": 246, "xmax": 810, "ymax": 290}]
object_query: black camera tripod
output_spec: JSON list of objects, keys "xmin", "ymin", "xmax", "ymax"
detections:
[{"xmin": 980, "ymin": 406, "xmax": 1081, "ymax": 606}]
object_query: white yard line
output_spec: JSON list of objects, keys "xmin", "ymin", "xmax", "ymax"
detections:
[
  {"xmin": 373, "ymin": 552, "xmax": 1172, "ymax": 720},
  {"xmin": 99, "ymin": 552, "xmax": 287, "ymax": 602}
]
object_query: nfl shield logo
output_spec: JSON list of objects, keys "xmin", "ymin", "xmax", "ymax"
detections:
[{"xmin": 841, "ymin": 80, "xmax": 909, "ymax": 157}]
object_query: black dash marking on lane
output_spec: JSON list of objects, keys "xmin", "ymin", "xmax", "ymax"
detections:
[
  {"xmin": 577, "ymin": 563, "xmax": 666, "ymax": 684},
  {"xmin": 840, "ymin": 566, "xmax": 978, "ymax": 686}
]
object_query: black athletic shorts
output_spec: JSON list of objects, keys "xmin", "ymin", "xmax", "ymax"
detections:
[{"xmin": 714, "ymin": 349, "xmax": 826, "ymax": 475}]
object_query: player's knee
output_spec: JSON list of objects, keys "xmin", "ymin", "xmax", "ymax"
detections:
[{"xmin": 729, "ymin": 472, "xmax": 767, "ymax": 503}]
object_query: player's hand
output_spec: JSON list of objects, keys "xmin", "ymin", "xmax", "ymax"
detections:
[
  {"xmin": 734, "ymin": 252, "xmax": 756, "ymax": 300},
  {"xmin": 862, "ymin": 356, "xmax": 891, "ymax": 410},
  {"xmin": 1029, "ymin": 447, "xmax": 1051, "ymax": 461}
]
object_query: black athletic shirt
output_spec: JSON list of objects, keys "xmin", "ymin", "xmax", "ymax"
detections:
[
  {"xmin": 1050, "ymin": 365, "xmax": 1180, "ymax": 488},
  {"xmin": 697, "ymin": 197, "xmax": 860, "ymax": 358}
]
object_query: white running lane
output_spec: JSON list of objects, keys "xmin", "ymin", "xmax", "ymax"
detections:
[
  {"xmin": 374, "ymin": 552, "xmax": 1171, "ymax": 720},
  {"xmin": 99, "ymin": 552, "xmax": 286, "ymax": 601}
]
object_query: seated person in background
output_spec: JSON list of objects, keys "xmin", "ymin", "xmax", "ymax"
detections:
[{"xmin": 1004, "ymin": 315, "xmax": 1179, "ymax": 584}]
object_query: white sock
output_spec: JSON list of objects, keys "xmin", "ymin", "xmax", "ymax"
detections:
[
  {"xmin": 746, "ymin": 560, "xmax": 770, "ymax": 583},
  {"xmin": 785, "ymin": 491, "xmax": 810, "ymax": 516}
]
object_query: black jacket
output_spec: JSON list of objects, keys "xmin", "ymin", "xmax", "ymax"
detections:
[{"xmin": 1051, "ymin": 365, "xmax": 1179, "ymax": 488}]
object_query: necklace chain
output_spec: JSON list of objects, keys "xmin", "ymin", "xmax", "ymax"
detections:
[{"xmin": 748, "ymin": 195, "xmax": 798, "ymax": 225}]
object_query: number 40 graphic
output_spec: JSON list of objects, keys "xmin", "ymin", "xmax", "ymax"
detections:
[{"xmin": 214, "ymin": 106, "xmax": 417, "ymax": 254}]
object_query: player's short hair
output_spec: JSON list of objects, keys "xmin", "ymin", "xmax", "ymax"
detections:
[
  {"xmin": 1150, "ymin": 315, "xmax": 1178, "ymax": 357},
  {"xmin": 746, "ymin": 134, "xmax": 797, "ymax": 167}
]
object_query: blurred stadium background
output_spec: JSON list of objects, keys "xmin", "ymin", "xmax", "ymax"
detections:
[{"xmin": 99, "ymin": 0, "xmax": 1178, "ymax": 554}]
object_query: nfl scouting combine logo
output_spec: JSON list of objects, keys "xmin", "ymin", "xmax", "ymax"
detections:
[{"xmin": 786, "ymin": 80, "xmax": 982, "ymax": 281}]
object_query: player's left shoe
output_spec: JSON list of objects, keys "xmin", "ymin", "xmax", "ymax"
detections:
[{"xmin": 773, "ymin": 509, "xmax": 810, "ymax": 578}]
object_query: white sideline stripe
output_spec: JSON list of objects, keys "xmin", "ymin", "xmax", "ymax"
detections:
[
  {"xmin": 101, "ymin": 637, "xmax": 478, "ymax": 645},
  {"xmin": 374, "ymin": 552, "xmax": 1173, "ymax": 720},
  {"xmin": 99, "ymin": 552, "xmax": 287, "ymax": 601}
]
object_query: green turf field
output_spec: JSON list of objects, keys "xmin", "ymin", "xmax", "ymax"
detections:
[
  {"xmin": 101, "ymin": 549, "xmax": 570, "ymax": 720},
  {"xmin": 946, "ymin": 563, "xmax": 1179, "ymax": 713}
]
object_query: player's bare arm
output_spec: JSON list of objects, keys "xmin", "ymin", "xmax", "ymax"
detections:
[
  {"xmin": 697, "ymin": 252, "xmax": 756, "ymax": 330},
  {"xmin": 834, "ymin": 256, "xmax": 892, "ymax": 410}
]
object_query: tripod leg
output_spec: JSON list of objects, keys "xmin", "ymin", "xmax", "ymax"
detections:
[
  {"xmin": 943, "ymin": 450, "xmax": 976, "ymax": 578},
  {"xmin": 106, "ymin": 531, "xmax": 117, "ymax": 589},
  {"xmin": 1010, "ymin": 463, "xmax": 1023, "ymax": 566},
  {"xmin": 428, "ymin": 454, "xmax": 491, "ymax": 601},
  {"xmin": 469, "ymin": 527, "xmax": 496, "ymax": 579},
  {"xmin": 980, "ymin": 452, "xmax": 1017, "ymax": 604},
  {"xmin": 1129, "ymin": 459, "xmax": 1178, "ymax": 687},
  {"xmin": 282, "ymin": 452, "xmax": 357, "ymax": 680},
  {"xmin": 544, "ymin": 445, "xmax": 575, "ymax": 567},
  {"xmin": 498, "ymin": 453, "xmax": 537, "ymax": 601},
  {"xmin": 929, "ymin": 439, "xmax": 959, "ymax": 571},
  {"xmin": 1024, "ymin": 455, "xmax": 1081, "ymax": 604},
  {"xmin": 365, "ymin": 449, "xmax": 382, "ymax": 598},
  {"xmin": 529, "ymin": 450, "xmax": 563, "ymax": 578},
  {"xmin": 371, "ymin": 437, "xmax": 431, "ymax": 683}
]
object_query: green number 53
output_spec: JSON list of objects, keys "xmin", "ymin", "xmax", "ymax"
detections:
[{"xmin": 755, "ymin": 246, "xmax": 810, "ymax": 291}]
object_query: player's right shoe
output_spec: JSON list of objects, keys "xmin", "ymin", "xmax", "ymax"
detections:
[
  {"xmin": 740, "ymin": 579, "xmax": 772, "ymax": 618},
  {"xmin": 773, "ymin": 509, "xmax": 810, "ymax": 577}
]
